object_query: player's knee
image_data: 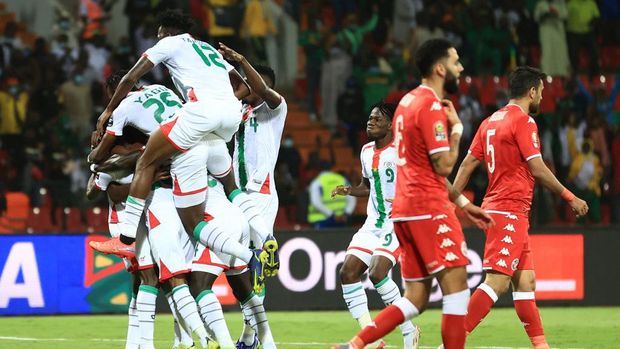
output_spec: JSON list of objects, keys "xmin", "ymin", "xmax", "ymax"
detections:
[
  {"xmin": 368, "ymin": 268, "xmax": 388, "ymax": 286},
  {"xmin": 339, "ymin": 266, "xmax": 361, "ymax": 284},
  {"xmin": 139, "ymin": 268, "xmax": 159, "ymax": 287},
  {"xmin": 404, "ymin": 291, "xmax": 427, "ymax": 313}
]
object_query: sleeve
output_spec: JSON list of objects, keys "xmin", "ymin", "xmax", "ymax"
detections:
[
  {"xmin": 94, "ymin": 172, "xmax": 114, "ymax": 191},
  {"xmin": 419, "ymin": 101, "xmax": 450, "ymax": 155},
  {"xmin": 105, "ymin": 103, "xmax": 129, "ymax": 136},
  {"xmin": 515, "ymin": 116, "xmax": 542, "ymax": 161},
  {"xmin": 143, "ymin": 37, "xmax": 176, "ymax": 65},
  {"xmin": 345, "ymin": 194, "xmax": 357, "ymax": 215},
  {"xmin": 224, "ymin": 59, "xmax": 234, "ymax": 72},
  {"xmin": 468, "ymin": 124, "xmax": 484, "ymax": 160},
  {"xmin": 360, "ymin": 148, "xmax": 370, "ymax": 179}
]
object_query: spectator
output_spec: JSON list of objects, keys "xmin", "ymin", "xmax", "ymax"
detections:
[
  {"xmin": 0, "ymin": 22, "xmax": 24, "ymax": 69},
  {"xmin": 51, "ymin": 34, "xmax": 79, "ymax": 79},
  {"xmin": 299, "ymin": 15, "xmax": 325, "ymax": 121},
  {"xmin": 586, "ymin": 113, "xmax": 610, "ymax": 170},
  {"xmin": 335, "ymin": 5, "xmax": 379, "ymax": 57},
  {"xmin": 58, "ymin": 52, "xmax": 95, "ymax": 138},
  {"xmin": 566, "ymin": 0, "xmax": 600, "ymax": 76},
  {"xmin": 409, "ymin": 11, "xmax": 444, "ymax": 61},
  {"xmin": 84, "ymin": 34, "xmax": 111, "ymax": 83},
  {"xmin": 458, "ymin": 84, "xmax": 482, "ymax": 145},
  {"xmin": 568, "ymin": 139, "xmax": 602, "ymax": 223},
  {"xmin": 611, "ymin": 128, "xmax": 620, "ymax": 223},
  {"xmin": 391, "ymin": 0, "xmax": 422, "ymax": 47},
  {"xmin": 0, "ymin": 77, "xmax": 28, "ymax": 153},
  {"xmin": 307, "ymin": 161, "xmax": 356, "ymax": 229},
  {"xmin": 206, "ymin": 0, "xmax": 243, "ymax": 51},
  {"xmin": 241, "ymin": 0, "xmax": 276, "ymax": 63},
  {"xmin": 534, "ymin": 0, "xmax": 570, "ymax": 77},
  {"xmin": 337, "ymin": 78, "xmax": 365, "ymax": 153},
  {"xmin": 320, "ymin": 32, "xmax": 352, "ymax": 132}
]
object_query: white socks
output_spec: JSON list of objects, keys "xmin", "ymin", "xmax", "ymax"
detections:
[
  {"xmin": 197, "ymin": 290, "xmax": 234, "ymax": 348},
  {"xmin": 121, "ymin": 196, "xmax": 145, "ymax": 239},
  {"xmin": 241, "ymin": 293, "xmax": 276, "ymax": 349},
  {"xmin": 193, "ymin": 220, "xmax": 253, "ymax": 263},
  {"xmin": 165, "ymin": 291, "xmax": 193, "ymax": 348},
  {"xmin": 374, "ymin": 277, "xmax": 417, "ymax": 336},
  {"xmin": 442, "ymin": 289, "xmax": 470, "ymax": 315},
  {"xmin": 342, "ymin": 282, "xmax": 370, "ymax": 328},
  {"xmin": 136, "ymin": 285, "xmax": 157, "ymax": 349},
  {"xmin": 172, "ymin": 284, "xmax": 210, "ymax": 348},
  {"xmin": 229, "ymin": 189, "xmax": 270, "ymax": 245},
  {"xmin": 125, "ymin": 294, "xmax": 140, "ymax": 349}
]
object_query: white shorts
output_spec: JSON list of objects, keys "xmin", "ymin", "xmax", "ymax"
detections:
[
  {"xmin": 193, "ymin": 188, "xmax": 250, "ymax": 276},
  {"xmin": 170, "ymin": 141, "xmax": 209, "ymax": 208},
  {"xmin": 135, "ymin": 217, "xmax": 156, "ymax": 271},
  {"xmin": 145, "ymin": 187, "xmax": 193, "ymax": 282},
  {"xmin": 160, "ymin": 99, "xmax": 242, "ymax": 151},
  {"xmin": 246, "ymin": 191, "xmax": 278, "ymax": 246},
  {"xmin": 205, "ymin": 135, "xmax": 233, "ymax": 179},
  {"xmin": 346, "ymin": 226, "xmax": 400, "ymax": 266}
]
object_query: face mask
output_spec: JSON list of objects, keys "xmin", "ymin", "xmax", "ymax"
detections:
[
  {"xmin": 118, "ymin": 46, "xmax": 130, "ymax": 55},
  {"xmin": 74, "ymin": 75, "xmax": 84, "ymax": 85},
  {"xmin": 283, "ymin": 138, "xmax": 294, "ymax": 148},
  {"xmin": 59, "ymin": 21, "xmax": 70, "ymax": 31},
  {"xmin": 8, "ymin": 86, "xmax": 18, "ymax": 95}
]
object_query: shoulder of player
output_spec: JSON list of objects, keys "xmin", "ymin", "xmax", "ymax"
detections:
[{"xmin": 361, "ymin": 142, "xmax": 375, "ymax": 153}]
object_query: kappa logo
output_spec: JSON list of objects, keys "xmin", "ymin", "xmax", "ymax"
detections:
[
  {"xmin": 531, "ymin": 131, "xmax": 539, "ymax": 148},
  {"xmin": 496, "ymin": 259, "xmax": 508, "ymax": 268},
  {"xmin": 499, "ymin": 247, "xmax": 510, "ymax": 256},
  {"xmin": 440, "ymin": 238, "xmax": 455, "ymax": 248},
  {"xmin": 430, "ymin": 101, "xmax": 442, "ymax": 111},
  {"xmin": 507, "ymin": 213, "xmax": 518, "ymax": 220},
  {"xmin": 503, "ymin": 224, "xmax": 516, "ymax": 232},
  {"xmin": 511, "ymin": 258, "xmax": 520, "ymax": 271},
  {"xmin": 528, "ymin": 116, "xmax": 536, "ymax": 124},
  {"xmin": 501, "ymin": 235, "xmax": 514, "ymax": 244},
  {"xmin": 436, "ymin": 224, "xmax": 452, "ymax": 234},
  {"xmin": 445, "ymin": 252, "xmax": 459, "ymax": 261},
  {"xmin": 433, "ymin": 214, "xmax": 448, "ymax": 220}
]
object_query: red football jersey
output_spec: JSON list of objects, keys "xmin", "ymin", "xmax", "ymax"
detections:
[
  {"xmin": 469, "ymin": 104, "xmax": 541, "ymax": 215},
  {"xmin": 392, "ymin": 85, "xmax": 452, "ymax": 219}
]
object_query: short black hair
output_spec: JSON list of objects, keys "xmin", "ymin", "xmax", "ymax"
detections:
[
  {"xmin": 255, "ymin": 65, "xmax": 276, "ymax": 87},
  {"xmin": 157, "ymin": 9, "xmax": 193, "ymax": 33},
  {"xmin": 106, "ymin": 70, "xmax": 129, "ymax": 93},
  {"xmin": 370, "ymin": 101, "xmax": 397, "ymax": 121},
  {"xmin": 415, "ymin": 38, "xmax": 453, "ymax": 78},
  {"xmin": 508, "ymin": 66, "xmax": 546, "ymax": 99}
]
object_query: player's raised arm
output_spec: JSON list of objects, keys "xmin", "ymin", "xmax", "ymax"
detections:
[
  {"xmin": 527, "ymin": 157, "xmax": 588, "ymax": 216},
  {"xmin": 219, "ymin": 43, "xmax": 282, "ymax": 109},
  {"xmin": 229, "ymin": 68, "xmax": 251, "ymax": 100}
]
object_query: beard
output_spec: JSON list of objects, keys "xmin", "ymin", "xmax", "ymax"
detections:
[
  {"xmin": 444, "ymin": 70, "xmax": 459, "ymax": 94},
  {"xmin": 529, "ymin": 101, "xmax": 540, "ymax": 114}
]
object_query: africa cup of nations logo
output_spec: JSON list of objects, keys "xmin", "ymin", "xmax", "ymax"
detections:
[{"xmin": 84, "ymin": 235, "xmax": 133, "ymax": 313}]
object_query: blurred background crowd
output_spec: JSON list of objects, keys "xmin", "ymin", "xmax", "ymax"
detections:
[{"xmin": 0, "ymin": 0, "xmax": 618, "ymax": 234}]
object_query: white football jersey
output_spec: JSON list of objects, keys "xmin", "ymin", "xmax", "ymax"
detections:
[
  {"xmin": 143, "ymin": 33, "xmax": 236, "ymax": 103},
  {"xmin": 106, "ymin": 84, "xmax": 183, "ymax": 136},
  {"xmin": 360, "ymin": 141, "xmax": 397, "ymax": 231},
  {"xmin": 233, "ymin": 99, "xmax": 288, "ymax": 195}
]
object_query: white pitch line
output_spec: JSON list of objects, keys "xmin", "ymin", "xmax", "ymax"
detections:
[{"xmin": 0, "ymin": 336, "xmax": 586, "ymax": 349}]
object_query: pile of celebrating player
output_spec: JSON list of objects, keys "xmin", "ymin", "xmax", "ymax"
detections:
[{"xmin": 85, "ymin": 8, "xmax": 590, "ymax": 349}]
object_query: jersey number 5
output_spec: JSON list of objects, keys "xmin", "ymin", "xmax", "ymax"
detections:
[
  {"xmin": 486, "ymin": 129, "xmax": 496, "ymax": 174},
  {"xmin": 192, "ymin": 43, "xmax": 226, "ymax": 69}
]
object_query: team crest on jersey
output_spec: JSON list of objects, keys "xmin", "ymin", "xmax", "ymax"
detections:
[
  {"xmin": 434, "ymin": 121, "xmax": 446, "ymax": 141},
  {"xmin": 107, "ymin": 117, "xmax": 113, "ymax": 127},
  {"xmin": 511, "ymin": 258, "xmax": 520, "ymax": 271},
  {"xmin": 531, "ymin": 132, "xmax": 539, "ymax": 148}
]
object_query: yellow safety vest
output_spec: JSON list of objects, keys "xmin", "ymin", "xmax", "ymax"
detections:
[{"xmin": 307, "ymin": 172, "xmax": 348, "ymax": 223}]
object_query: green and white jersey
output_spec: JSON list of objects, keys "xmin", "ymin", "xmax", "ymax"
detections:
[
  {"xmin": 106, "ymin": 84, "xmax": 183, "ymax": 136},
  {"xmin": 143, "ymin": 33, "xmax": 237, "ymax": 104},
  {"xmin": 360, "ymin": 141, "xmax": 397, "ymax": 232},
  {"xmin": 233, "ymin": 99, "xmax": 288, "ymax": 195}
]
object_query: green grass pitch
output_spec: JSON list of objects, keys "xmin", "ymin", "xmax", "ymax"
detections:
[{"xmin": 0, "ymin": 307, "xmax": 618, "ymax": 349}]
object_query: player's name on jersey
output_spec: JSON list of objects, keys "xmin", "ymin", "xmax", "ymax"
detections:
[
  {"xmin": 181, "ymin": 36, "xmax": 205, "ymax": 45},
  {"xmin": 131, "ymin": 86, "xmax": 170, "ymax": 103}
]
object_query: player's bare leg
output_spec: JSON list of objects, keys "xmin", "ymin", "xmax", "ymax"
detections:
[
  {"xmin": 167, "ymin": 275, "xmax": 213, "ymax": 348},
  {"xmin": 227, "ymin": 271, "xmax": 277, "ymax": 349},
  {"xmin": 136, "ymin": 268, "xmax": 159, "ymax": 349},
  {"xmin": 368, "ymin": 256, "xmax": 420, "ymax": 349},
  {"xmin": 189, "ymin": 272, "xmax": 235, "ymax": 348},
  {"xmin": 512, "ymin": 270, "xmax": 549, "ymax": 349}
]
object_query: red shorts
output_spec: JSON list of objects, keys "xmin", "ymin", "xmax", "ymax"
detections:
[
  {"xmin": 483, "ymin": 210, "xmax": 534, "ymax": 276},
  {"xmin": 394, "ymin": 210, "xmax": 468, "ymax": 281}
]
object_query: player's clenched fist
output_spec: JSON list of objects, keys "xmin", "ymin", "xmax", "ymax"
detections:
[
  {"xmin": 569, "ymin": 197, "xmax": 589, "ymax": 217},
  {"xmin": 441, "ymin": 99, "xmax": 461, "ymax": 127},
  {"xmin": 331, "ymin": 185, "xmax": 351, "ymax": 199}
]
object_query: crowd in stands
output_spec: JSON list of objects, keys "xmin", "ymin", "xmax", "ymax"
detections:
[{"xmin": 0, "ymin": 0, "xmax": 618, "ymax": 232}]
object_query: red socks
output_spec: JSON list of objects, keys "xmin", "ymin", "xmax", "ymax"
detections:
[
  {"xmin": 513, "ymin": 292, "xmax": 548, "ymax": 349},
  {"xmin": 465, "ymin": 284, "xmax": 498, "ymax": 333},
  {"xmin": 356, "ymin": 305, "xmax": 404, "ymax": 344}
]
